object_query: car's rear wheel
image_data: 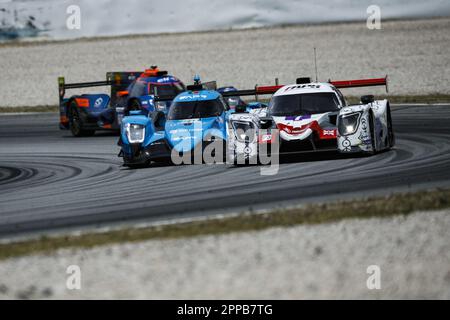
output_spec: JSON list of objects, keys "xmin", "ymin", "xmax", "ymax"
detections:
[
  {"xmin": 369, "ymin": 111, "xmax": 377, "ymax": 154},
  {"xmin": 69, "ymin": 101, "xmax": 95, "ymax": 137},
  {"xmin": 386, "ymin": 105, "xmax": 395, "ymax": 148}
]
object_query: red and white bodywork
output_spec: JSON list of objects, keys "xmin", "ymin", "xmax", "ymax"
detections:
[{"xmin": 227, "ymin": 77, "xmax": 395, "ymax": 163}]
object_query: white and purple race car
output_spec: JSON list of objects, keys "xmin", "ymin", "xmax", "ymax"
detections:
[{"xmin": 227, "ymin": 77, "xmax": 395, "ymax": 163}]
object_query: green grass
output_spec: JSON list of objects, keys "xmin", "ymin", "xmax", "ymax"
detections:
[
  {"xmin": 1, "ymin": 188, "xmax": 449, "ymax": 261},
  {"xmin": 0, "ymin": 105, "xmax": 58, "ymax": 113}
]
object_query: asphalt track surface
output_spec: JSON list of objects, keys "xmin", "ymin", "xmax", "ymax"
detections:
[{"xmin": 1, "ymin": 105, "xmax": 450, "ymax": 238}]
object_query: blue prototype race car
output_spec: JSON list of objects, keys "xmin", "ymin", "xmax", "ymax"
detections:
[
  {"xmin": 118, "ymin": 77, "xmax": 267, "ymax": 167},
  {"xmin": 58, "ymin": 66, "xmax": 185, "ymax": 136}
]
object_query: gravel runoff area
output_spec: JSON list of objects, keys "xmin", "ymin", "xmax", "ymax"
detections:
[
  {"xmin": 0, "ymin": 209, "xmax": 449, "ymax": 299},
  {"xmin": 0, "ymin": 17, "xmax": 450, "ymax": 108}
]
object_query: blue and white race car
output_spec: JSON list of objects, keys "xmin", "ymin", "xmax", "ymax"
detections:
[{"xmin": 118, "ymin": 78, "xmax": 267, "ymax": 167}]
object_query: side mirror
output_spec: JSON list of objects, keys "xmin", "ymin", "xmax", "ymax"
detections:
[
  {"xmin": 361, "ymin": 95, "xmax": 374, "ymax": 104},
  {"xmin": 117, "ymin": 90, "xmax": 129, "ymax": 98},
  {"xmin": 150, "ymin": 111, "xmax": 166, "ymax": 131},
  {"xmin": 259, "ymin": 117, "xmax": 273, "ymax": 129},
  {"xmin": 235, "ymin": 104, "xmax": 247, "ymax": 113}
]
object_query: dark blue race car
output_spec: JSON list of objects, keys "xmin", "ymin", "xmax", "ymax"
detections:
[{"xmin": 58, "ymin": 66, "xmax": 185, "ymax": 136}]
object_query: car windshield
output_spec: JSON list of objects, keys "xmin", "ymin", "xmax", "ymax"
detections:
[
  {"xmin": 128, "ymin": 80, "xmax": 147, "ymax": 97},
  {"xmin": 167, "ymin": 99, "xmax": 224, "ymax": 120},
  {"xmin": 268, "ymin": 93, "xmax": 340, "ymax": 116},
  {"xmin": 151, "ymin": 83, "xmax": 185, "ymax": 96}
]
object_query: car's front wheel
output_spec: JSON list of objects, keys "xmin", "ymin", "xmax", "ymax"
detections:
[{"xmin": 386, "ymin": 105, "xmax": 395, "ymax": 148}]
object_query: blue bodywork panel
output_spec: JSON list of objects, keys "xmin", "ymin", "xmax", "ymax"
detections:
[
  {"xmin": 83, "ymin": 94, "xmax": 110, "ymax": 111},
  {"xmin": 165, "ymin": 117, "xmax": 226, "ymax": 153}
]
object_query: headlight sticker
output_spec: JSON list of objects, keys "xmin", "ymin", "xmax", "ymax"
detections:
[
  {"xmin": 342, "ymin": 137, "xmax": 352, "ymax": 151},
  {"xmin": 126, "ymin": 124, "xmax": 145, "ymax": 143},
  {"xmin": 338, "ymin": 112, "xmax": 361, "ymax": 136}
]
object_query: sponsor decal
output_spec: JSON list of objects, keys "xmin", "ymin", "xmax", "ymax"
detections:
[
  {"xmin": 361, "ymin": 117, "xmax": 368, "ymax": 131},
  {"xmin": 358, "ymin": 118, "xmax": 371, "ymax": 145},
  {"xmin": 170, "ymin": 128, "xmax": 202, "ymax": 134},
  {"xmin": 284, "ymin": 115, "xmax": 311, "ymax": 121},
  {"xmin": 259, "ymin": 134, "xmax": 273, "ymax": 143},
  {"xmin": 277, "ymin": 122, "xmax": 312, "ymax": 135},
  {"xmin": 94, "ymin": 97, "xmax": 103, "ymax": 108},
  {"xmin": 179, "ymin": 94, "xmax": 208, "ymax": 100},
  {"xmin": 342, "ymin": 137, "xmax": 352, "ymax": 151},
  {"xmin": 319, "ymin": 128, "xmax": 337, "ymax": 139},
  {"xmin": 157, "ymin": 76, "xmax": 176, "ymax": 83},
  {"xmin": 75, "ymin": 98, "xmax": 89, "ymax": 107},
  {"xmin": 233, "ymin": 115, "xmax": 253, "ymax": 121},
  {"xmin": 277, "ymin": 121, "xmax": 336, "ymax": 139}
]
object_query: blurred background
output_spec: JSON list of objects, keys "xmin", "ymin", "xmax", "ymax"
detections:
[
  {"xmin": 1, "ymin": 0, "xmax": 450, "ymax": 109},
  {"xmin": 1, "ymin": 0, "xmax": 450, "ymax": 41}
]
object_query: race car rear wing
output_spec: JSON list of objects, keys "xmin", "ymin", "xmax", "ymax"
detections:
[
  {"xmin": 219, "ymin": 76, "xmax": 389, "ymax": 99},
  {"xmin": 329, "ymin": 76, "xmax": 388, "ymax": 92},
  {"xmin": 153, "ymin": 76, "xmax": 388, "ymax": 102},
  {"xmin": 58, "ymin": 71, "xmax": 142, "ymax": 105}
]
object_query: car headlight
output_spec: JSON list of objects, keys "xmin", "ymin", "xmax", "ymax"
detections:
[
  {"xmin": 338, "ymin": 112, "xmax": 361, "ymax": 136},
  {"xmin": 125, "ymin": 123, "xmax": 145, "ymax": 143},
  {"xmin": 155, "ymin": 101, "xmax": 166, "ymax": 111},
  {"xmin": 232, "ymin": 121, "xmax": 256, "ymax": 142}
]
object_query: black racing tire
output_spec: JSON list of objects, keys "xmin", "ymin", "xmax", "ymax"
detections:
[
  {"xmin": 69, "ymin": 101, "xmax": 95, "ymax": 137},
  {"xmin": 124, "ymin": 163, "xmax": 148, "ymax": 169},
  {"xmin": 386, "ymin": 104, "xmax": 395, "ymax": 148},
  {"xmin": 152, "ymin": 158, "xmax": 174, "ymax": 166},
  {"xmin": 369, "ymin": 111, "xmax": 377, "ymax": 155}
]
